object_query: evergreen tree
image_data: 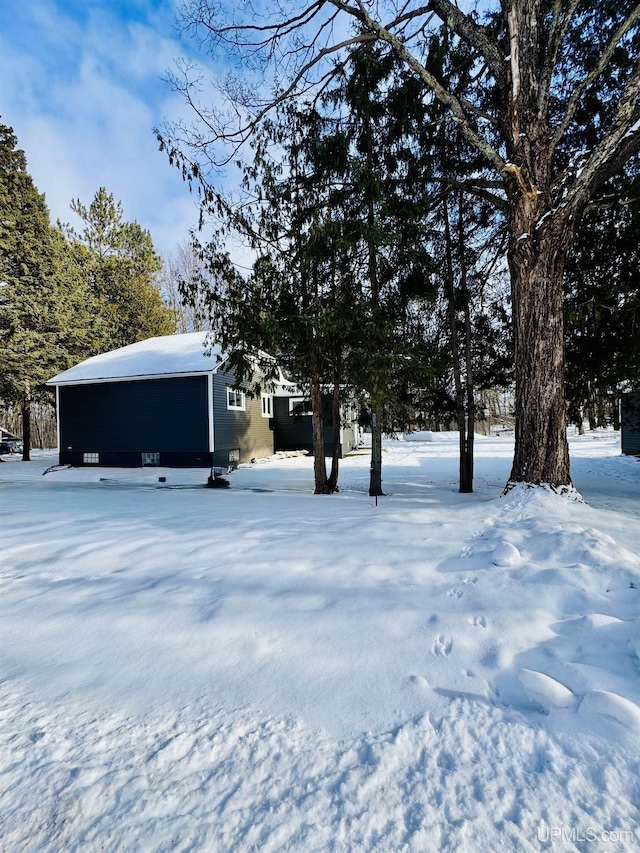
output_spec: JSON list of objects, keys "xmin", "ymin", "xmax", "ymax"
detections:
[
  {"xmin": 63, "ymin": 188, "xmax": 175, "ymax": 348},
  {"xmin": 565, "ymin": 165, "xmax": 640, "ymax": 429},
  {"xmin": 210, "ymin": 105, "xmax": 358, "ymax": 494},
  {"xmin": 331, "ymin": 46, "xmax": 438, "ymax": 496},
  {"xmin": 0, "ymin": 122, "xmax": 95, "ymax": 459}
]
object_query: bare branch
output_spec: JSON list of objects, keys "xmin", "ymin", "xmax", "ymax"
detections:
[
  {"xmin": 427, "ymin": 0, "xmax": 507, "ymax": 89},
  {"xmin": 161, "ymin": 27, "xmax": 376, "ymax": 167},
  {"xmin": 180, "ymin": 0, "xmax": 326, "ymax": 48},
  {"xmin": 329, "ymin": 0, "xmax": 506, "ymax": 173}
]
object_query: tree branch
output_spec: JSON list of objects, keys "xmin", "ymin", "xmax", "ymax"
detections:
[
  {"xmin": 538, "ymin": 0, "xmax": 581, "ymax": 120},
  {"xmin": 328, "ymin": 0, "xmax": 506, "ymax": 173},
  {"xmin": 427, "ymin": 0, "xmax": 507, "ymax": 89}
]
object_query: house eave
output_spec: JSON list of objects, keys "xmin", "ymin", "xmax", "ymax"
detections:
[{"xmin": 47, "ymin": 370, "xmax": 215, "ymax": 387}]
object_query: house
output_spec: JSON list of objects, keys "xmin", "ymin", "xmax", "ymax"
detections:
[
  {"xmin": 47, "ymin": 333, "xmax": 360, "ymax": 469},
  {"xmin": 621, "ymin": 393, "xmax": 640, "ymax": 456},
  {"xmin": 47, "ymin": 333, "xmax": 274, "ymax": 469}
]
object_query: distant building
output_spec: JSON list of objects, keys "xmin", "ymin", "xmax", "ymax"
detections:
[
  {"xmin": 0, "ymin": 427, "xmax": 21, "ymax": 442},
  {"xmin": 621, "ymin": 393, "xmax": 640, "ymax": 456}
]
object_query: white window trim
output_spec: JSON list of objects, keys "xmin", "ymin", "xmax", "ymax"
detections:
[
  {"xmin": 226, "ymin": 386, "xmax": 246, "ymax": 411},
  {"xmin": 288, "ymin": 397, "xmax": 313, "ymax": 417},
  {"xmin": 261, "ymin": 393, "xmax": 273, "ymax": 418}
]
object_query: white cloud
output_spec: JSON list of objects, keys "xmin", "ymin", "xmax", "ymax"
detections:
[{"xmin": 0, "ymin": 0, "xmax": 201, "ymax": 256}]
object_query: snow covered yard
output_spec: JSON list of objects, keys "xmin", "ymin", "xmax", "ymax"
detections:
[{"xmin": 1, "ymin": 432, "xmax": 639, "ymax": 852}]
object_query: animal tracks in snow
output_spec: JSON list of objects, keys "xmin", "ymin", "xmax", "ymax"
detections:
[{"xmin": 431, "ymin": 635, "xmax": 453, "ymax": 657}]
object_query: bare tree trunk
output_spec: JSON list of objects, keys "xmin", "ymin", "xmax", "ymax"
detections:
[
  {"xmin": 463, "ymin": 290, "xmax": 475, "ymax": 492},
  {"xmin": 21, "ymin": 378, "xmax": 31, "ymax": 462},
  {"xmin": 310, "ymin": 360, "xmax": 329, "ymax": 494},
  {"xmin": 369, "ymin": 407, "xmax": 384, "ymax": 497},
  {"xmin": 327, "ymin": 368, "xmax": 341, "ymax": 493},
  {"xmin": 459, "ymin": 189, "xmax": 475, "ymax": 493},
  {"xmin": 443, "ymin": 198, "xmax": 471, "ymax": 493},
  {"xmin": 613, "ymin": 397, "xmax": 621, "ymax": 431}
]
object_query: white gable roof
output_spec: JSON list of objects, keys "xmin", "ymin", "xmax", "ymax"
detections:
[{"xmin": 48, "ymin": 333, "xmax": 225, "ymax": 386}]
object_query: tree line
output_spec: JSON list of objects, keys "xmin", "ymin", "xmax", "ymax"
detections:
[
  {"xmin": 157, "ymin": 0, "xmax": 640, "ymax": 496},
  {"xmin": 0, "ymin": 121, "xmax": 176, "ymax": 460}
]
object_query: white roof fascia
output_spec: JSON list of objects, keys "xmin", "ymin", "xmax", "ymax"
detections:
[{"xmin": 48, "ymin": 370, "xmax": 214, "ymax": 387}]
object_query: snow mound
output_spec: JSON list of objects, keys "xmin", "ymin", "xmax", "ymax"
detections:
[
  {"xmin": 579, "ymin": 690, "xmax": 640, "ymax": 731},
  {"xmin": 500, "ymin": 482, "xmax": 585, "ymax": 520},
  {"xmin": 518, "ymin": 669, "xmax": 578, "ymax": 712},
  {"xmin": 491, "ymin": 541, "xmax": 522, "ymax": 566},
  {"xmin": 582, "ymin": 613, "xmax": 624, "ymax": 629},
  {"xmin": 403, "ymin": 430, "xmax": 434, "ymax": 442}
]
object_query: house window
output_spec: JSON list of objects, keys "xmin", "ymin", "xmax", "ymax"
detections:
[
  {"xmin": 83, "ymin": 452, "xmax": 99, "ymax": 464},
  {"xmin": 261, "ymin": 393, "xmax": 273, "ymax": 418},
  {"xmin": 288, "ymin": 398, "xmax": 313, "ymax": 417},
  {"xmin": 226, "ymin": 387, "xmax": 246, "ymax": 411},
  {"xmin": 228, "ymin": 448, "xmax": 240, "ymax": 463},
  {"xmin": 142, "ymin": 452, "xmax": 160, "ymax": 466}
]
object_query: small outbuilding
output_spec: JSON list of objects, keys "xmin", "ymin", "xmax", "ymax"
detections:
[
  {"xmin": 47, "ymin": 333, "xmax": 274, "ymax": 469},
  {"xmin": 621, "ymin": 393, "xmax": 640, "ymax": 457}
]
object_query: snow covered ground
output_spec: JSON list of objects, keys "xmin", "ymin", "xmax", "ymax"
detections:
[{"xmin": 1, "ymin": 431, "xmax": 639, "ymax": 852}]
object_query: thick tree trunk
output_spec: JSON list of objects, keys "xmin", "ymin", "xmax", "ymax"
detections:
[
  {"xmin": 369, "ymin": 407, "xmax": 385, "ymax": 497},
  {"xmin": 500, "ymin": 4, "xmax": 576, "ymax": 490},
  {"xmin": 507, "ymin": 222, "xmax": 571, "ymax": 488}
]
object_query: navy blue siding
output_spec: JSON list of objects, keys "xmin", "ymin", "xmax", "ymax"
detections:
[
  {"xmin": 212, "ymin": 366, "xmax": 274, "ymax": 465},
  {"xmin": 272, "ymin": 396, "xmax": 343, "ymax": 457},
  {"xmin": 59, "ymin": 377, "xmax": 210, "ymax": 466},
  {"xmin": 621, "ymin": 394, "xmax": 640, "ymax": 456}
]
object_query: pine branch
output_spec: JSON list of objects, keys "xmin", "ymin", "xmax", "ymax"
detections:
[
  {"xmin": 551, "ymin": 4, "xmax": 640, "ymax": 153},
  {"xmin": 560, "ymin": 55, "xmax": 640, "ymax": 222}
]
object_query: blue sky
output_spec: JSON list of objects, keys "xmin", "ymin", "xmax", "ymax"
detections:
[{"xmin": 0, "ymin": 0, "xmax": 202, "ymax": 257}]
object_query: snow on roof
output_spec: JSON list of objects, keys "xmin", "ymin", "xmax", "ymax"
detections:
[{"xmin": 48, "ymin": 333, "xmax": 224, "ymax": 385}]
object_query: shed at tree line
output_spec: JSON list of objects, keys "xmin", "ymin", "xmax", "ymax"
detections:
[
  {"xmin": 47, "ymin": 333, "xmax": 359, "ymax": 468},
  {"xmin": 621, "ymin": 393, "xmax": 640, "ymax": 457}
]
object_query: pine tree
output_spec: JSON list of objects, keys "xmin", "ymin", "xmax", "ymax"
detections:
[
  {"xmin": 63, "ymin": 188, "xmax": 175, "ymax": 348},
  {"xmin": 0, "ymin": 122, "xmax": 98, "ymax": 459},
  {"xmin": 216, "ymin": 105, "xmax": 358, "ymax": 494},
  {"xmin": 565, "ymin": 164, "xmax": 640, "ymax": 429}
]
